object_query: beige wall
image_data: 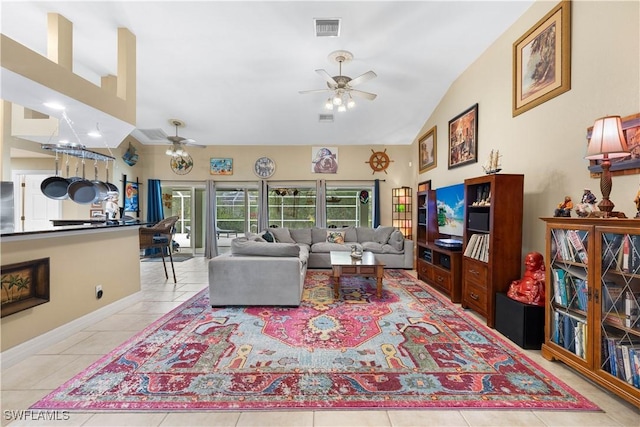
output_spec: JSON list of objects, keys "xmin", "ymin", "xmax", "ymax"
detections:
[
  {"xmin": 1, "ymin": 228, "xmax": 141, "ymax": 351},
  {"xmin": 415, "ymin": 0, "xmax": 640, "ymax": 256}
]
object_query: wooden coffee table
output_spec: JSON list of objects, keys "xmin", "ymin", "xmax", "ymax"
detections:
[{"xmin": 330, "ymin": 251, "xmax": 385, "ymax": 299}]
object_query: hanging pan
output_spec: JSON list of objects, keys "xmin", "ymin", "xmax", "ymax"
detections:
[
  {"xmin": 104, "ymin": 160, "xmax": 119, "ymax": 195},
  {"xmin": 90, "ymin": 161, "xmax": 109, "ymax": 203},
  {"xmin": 68, "ymin": 157, "xmax": 99, "ymax": 204},
  {"xmin": 41, "ymin": 155, "xmax": 70, "ymax": 200}
]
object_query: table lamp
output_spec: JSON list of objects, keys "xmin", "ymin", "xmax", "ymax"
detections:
[{"xmin": 585, "ymin": 116, "xmax": 630, "ymax": 217}]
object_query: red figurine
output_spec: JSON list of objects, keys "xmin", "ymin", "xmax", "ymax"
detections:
[{"xmin": 507, "ymin": 252, "xmax": 545, "ymax": 306}]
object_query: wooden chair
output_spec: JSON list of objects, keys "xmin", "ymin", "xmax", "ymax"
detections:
[{"xmin": 139, "ymin": 216, "xmax": 179, "ymax": 283}]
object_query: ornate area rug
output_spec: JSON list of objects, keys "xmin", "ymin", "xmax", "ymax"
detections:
[{"xmin": 32, "ymin": 270, "xmax": 599, "ymax": 411}]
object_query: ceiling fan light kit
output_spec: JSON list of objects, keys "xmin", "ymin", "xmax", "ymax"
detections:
[{"xmin": 299, "ymin": 50, "xmax": 377, "ymax": 113}]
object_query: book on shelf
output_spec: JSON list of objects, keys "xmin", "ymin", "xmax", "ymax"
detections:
[
  {"xmin": 624, "ymin": 291, "xmax": 640, "ymax": 329},
  {"xmin": 630, "ymin": 234, "xmax": 640, "ymax": 275},
  {"xmin": 602, "ymin": 283, "xmax": 624, "ymax": 313},
  {"xmin": 602, "ymin": 233, "xmax": 624, "ymax": 271},
  {"xmin": 566, "ymin": 230, "xmax": 588, "ymax": 264}
]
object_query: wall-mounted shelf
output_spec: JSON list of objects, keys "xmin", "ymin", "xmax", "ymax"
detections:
[{"xmin": 41, "ymin": 143, "xmax": 114, "ymax": 162}]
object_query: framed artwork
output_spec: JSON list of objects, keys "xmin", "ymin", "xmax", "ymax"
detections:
[
  {"xmin": 210, "ymin": 158, "xmax": 233, "ymax": 175},
  {"xmin": 448, "ymin": 104, "xmax": 478, "ymax": 169},
  {"xmin": 418, "ymin": 126, "xmax": 437, "ymax": 173},
  {"xmin": 588, "ymin": 112, "xmax": 640, "ymax": 177},
  {"xmin": 124, "ymin": 181, "xmax": 139, "ymax": 212},
  {"xmin": 1, "ymin": 258, "xmax": 50, "ymax": 318},
  {"xmin": 513, "ymin": 0, "xmax": 571, "ymax": 117},
  {"xmin": 90, "ymin": 201, "xmax": 102, "ymax": 208},
  {"xmin": 90, "ymin": 209, "xmax": 104, "ymax": 218},
  {"xmin": 311, "ymin": 147, "xmax": 338, "ymax": 174}
]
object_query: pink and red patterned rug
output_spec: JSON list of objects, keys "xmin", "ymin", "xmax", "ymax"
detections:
[{"xmin": 32, "ymin": 270, "xmax": 599, "ymax": 411}]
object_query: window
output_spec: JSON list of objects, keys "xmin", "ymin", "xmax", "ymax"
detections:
[
  {"xmin": 325, "ymin": 184, "xmax": 373, "ymax": 228},
  {"xmin": 268, "ymin": 185, "xmax": 316, "ymax": 229}
]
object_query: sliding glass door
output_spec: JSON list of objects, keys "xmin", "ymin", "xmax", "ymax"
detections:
[{"xmin": 164, "ymin": 183, "xmax": 206, "ymax": 255}]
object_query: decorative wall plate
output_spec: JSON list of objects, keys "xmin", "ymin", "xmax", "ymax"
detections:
[
  {"xmin": 170, "ymin": 154, "xmax": 194, "ymax": 175},
  {"xmin": 254, "ymin": 157, "xmax": 276, "ymax": 178},
  {"xmin": 366, "ymin": 149, "xmax": 393, "ymax": 174}
]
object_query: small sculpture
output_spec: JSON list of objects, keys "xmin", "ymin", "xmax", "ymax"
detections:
[
  {"xmin": 350, "ymin": 244, "xmax": 363, "ymax": 259},
  {"xmin": 507, "ymin": 252, "xmax": 545, "ymax": 306},
  {"xmin": 554, "ymin": 196, "xmax": 573, "ymax": 217},
  {"xmin": 634, "ymin": 187, "xmax": 640, "ymax": 218},
  {"xmin": 105, "ymin": 194, "xmax": 119, "ymax": 220},
  {"xmin": 575, "ymin": 188, "xmax": 598, "ymax": 217}
]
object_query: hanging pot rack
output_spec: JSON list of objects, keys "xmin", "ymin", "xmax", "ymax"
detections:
[{"xmin": 41, "ymin": 143, "xmax": 114, "ymax": 162}]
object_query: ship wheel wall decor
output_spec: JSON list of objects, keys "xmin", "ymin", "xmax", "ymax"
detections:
[{"xmin": 366, "ymin": 149, "xmax": 393, "ymax": 174}]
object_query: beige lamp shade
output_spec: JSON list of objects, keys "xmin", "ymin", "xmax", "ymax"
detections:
[{"xmin": 585, "ymin": 116, "xmax": 629, "ymax": 160}]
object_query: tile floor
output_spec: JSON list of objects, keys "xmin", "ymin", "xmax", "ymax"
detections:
[{"xmin": 1, "ymin": 256, "xmax": 638, "ymax": 427}]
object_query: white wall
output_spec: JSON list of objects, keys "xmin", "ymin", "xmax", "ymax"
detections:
[{"xmin": 415, "ymin": 0, "xmax": 640, "ymax": 255}]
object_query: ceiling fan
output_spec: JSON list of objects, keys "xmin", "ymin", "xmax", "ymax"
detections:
[
  {"xmin": 165, "ymin": 119, "xmax": 204, "ymax": 156},
  {"xmin": 299, "ymin": 50, "xmax": 377, "ymax": 111}
]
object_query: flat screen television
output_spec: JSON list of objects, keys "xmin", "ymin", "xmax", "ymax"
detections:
[{"xmin": 435, "ymin": 183, "xmax": 465, "ymax": 243}]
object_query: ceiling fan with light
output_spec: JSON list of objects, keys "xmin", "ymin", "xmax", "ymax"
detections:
[
  {"xmin": 164, "ymin": 119, "xmax": 205, "ymax": 157},
  {"xmin": 299, "ymin": 50, "xmax": 377, "ymax": 112}
]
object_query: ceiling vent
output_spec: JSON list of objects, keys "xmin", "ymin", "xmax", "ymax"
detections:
[
  {"xmin": 319, "ymin": 114, "xmax": 334, "ymax": 123},
  {"xmin": 314, "ymin": 18, "xmax": 340, "ymax": 37}
]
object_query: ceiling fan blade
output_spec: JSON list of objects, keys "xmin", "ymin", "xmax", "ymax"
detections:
[
  {"xmin": 348, "ymin": 70, "xmax": 377, "ymax": 87},
  {"xmin": 184, "ymin": 140, "xmax": 205, "ymax": 148},
  {"xmin": 315, "ymin": 69, "xmax": 338, "ymax": 86},
  {"xmin": 350, "ymin": 89, "xmax": 377, "ymax": 100},
  {"xmin": 299, "ymin": 88, "xmax": 332, "ymax": 95}
]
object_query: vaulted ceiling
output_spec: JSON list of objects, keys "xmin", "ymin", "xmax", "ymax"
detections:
[{"xmin": 1, "ymin": 1, "xmax": 533, "ymax": 149}]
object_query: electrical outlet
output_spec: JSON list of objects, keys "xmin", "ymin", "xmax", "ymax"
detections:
[{"xmin": 95, "ymin": 285, "xmax": 103, "ymax": 299}]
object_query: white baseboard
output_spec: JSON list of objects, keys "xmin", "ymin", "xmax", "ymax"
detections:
[{"xmin": 0, "ymin": 292, "xmax": 143, "ymax": 368}]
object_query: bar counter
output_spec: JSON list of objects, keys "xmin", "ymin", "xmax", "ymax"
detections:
[{"xmin": 1, "ymin": 219, "xmax": 144, "ymax": 356}]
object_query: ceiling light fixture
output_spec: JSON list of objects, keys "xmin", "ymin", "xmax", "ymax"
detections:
[{"xmin": 166, "ymin": 142, "xmax": 189, "ymax": 157}]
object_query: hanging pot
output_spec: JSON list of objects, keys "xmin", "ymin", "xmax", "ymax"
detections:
[
  {"xmin": 41, "ymin": 157, "xmax": 70, "ymax": 200},
  {"xmin": 90, "ymin": 162, "xmax": 110, "ymax": 203},
  {"xmin": 68, "ymin": 159, "xmax": 99, "ymax": 204}
]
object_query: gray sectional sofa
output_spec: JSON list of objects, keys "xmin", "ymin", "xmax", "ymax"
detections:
[{"xmin": 208, "ymin": 226, "xmax": 413, "ymax": 307}]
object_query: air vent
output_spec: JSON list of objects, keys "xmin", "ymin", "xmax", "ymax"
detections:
[
  {"xmin": 314, "ymin": 18, "xmax": 340, "ymax": 37},
  {"xmin": 319, "ymin": 114, "xmax": 334, "ymax": 123}
]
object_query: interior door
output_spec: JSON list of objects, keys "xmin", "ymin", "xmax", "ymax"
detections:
[{"xmin": 14, "ymin": 174, "xmax": 62, "ymax": 231}]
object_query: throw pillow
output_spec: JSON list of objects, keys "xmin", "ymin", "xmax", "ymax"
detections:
[
  {"xmin": 326, "ymin": 230, "xmax": 345, "ymax": 244},
  {"xmin": 374, "ymin": 225, "xmax": 395, "ymax": 244},
  {"xmin": 270, "ymin": 227, "xmax": 296, "ymax": 243},
  {"xmin": 262, "ymin": 230, "xmax": 275, "ymax": 243},
  {"xmin": 388, "ymin": 229, "xmax": 404, "ymax": 251}
]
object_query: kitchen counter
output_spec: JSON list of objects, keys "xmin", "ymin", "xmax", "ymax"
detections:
[{"xmin": 1, "ymin": 219, "xmax": 147, "ymax": 242}]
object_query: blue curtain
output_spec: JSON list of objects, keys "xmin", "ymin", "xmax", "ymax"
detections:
[
  {"xmin": 146, "ymin": 179, "xmax": 164, "ymax": 256},
  {"xmin": 373, "ymin": 179, "xmax": 380, "ymax": 228},
  {"xmin": 147, "ymin": 179, "xmax": 164, "ymax": 223}
]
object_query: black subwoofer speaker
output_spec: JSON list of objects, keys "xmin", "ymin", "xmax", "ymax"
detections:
[{"xmin": 495, "ymin": 292, "xmax": 545, "ymax": 349}]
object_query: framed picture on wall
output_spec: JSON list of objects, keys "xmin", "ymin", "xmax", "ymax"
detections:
[
  {"xmin": 448, "ymin": 104, "xmax": 478, "ymax": 169},
  {"xmin": 210, "ymin": 158, "xmax": 233, "ymax": 175},
  {"xmin": 513, "ymin": 0, "xmax": 571, "ymax": 117},
  {"xmin": 418, "ymin": 126, "xmax": 437, "ymax": 174}
]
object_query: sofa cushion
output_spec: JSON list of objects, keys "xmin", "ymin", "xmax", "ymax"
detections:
[
  {"xmin": 311, "ymin": 242, "xmax": 350, "ymax": 253},
  {"xmin": 343, "ymin": 226, "xmax": 357, "ymax": 242},
  {"xmin": 388, "ymin": 229, "xmax": 404, "ymax": 251},
  {"xmin": 374, "ymin": 225, "xmax": 395, "ymax": 244},
  {"xmin": 361, "ymin": 241, "xmax": 404, "ymax": 254},
  {"xmin": 312, "ymin": 227, "xmax": 329, "ymax": 244},
  {"xmin": 290, "ymin": 228, "xmax": 312, "ymax": 245},
  {"xmin": 326, "ymin": 230, "xmax": 345, "ymax": 244},
  {"xmin": 356, "ymin": 227, "xmax": 376, "ymax": 242},
  {"xmin": 231, "ymin": 237, "xmax": 300, "ymax": 257},
  {"xmin": 270, "ymin": 227, "xmax": 296, "ymax": 243}
]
